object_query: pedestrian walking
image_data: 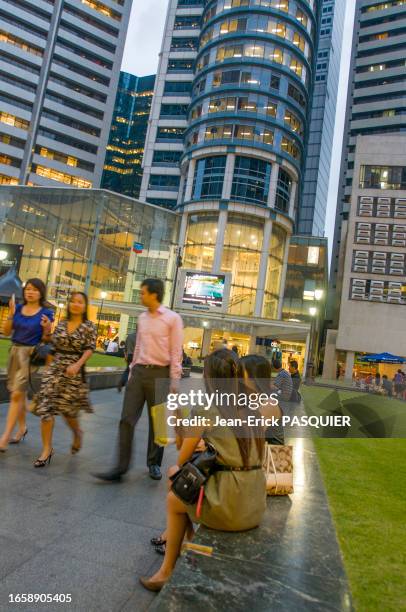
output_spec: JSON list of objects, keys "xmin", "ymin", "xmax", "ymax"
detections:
[
  {"xmin": 30, "ymin": 292, "xmax": 96, "ymax": 467},
  {"xmin": 0, "ymin": 279, "xmax": 53, "ymax": 452},
  {"xmin": 94, "ymin": 278, "xmax": 183, "ymax": 482},
  {"xmin": 117, "ymin": 330, "xmax": 137, "ymax": 393},
  {"xmin": 288, "ymin": 359, "xmax": 302, "ymax": 403}
]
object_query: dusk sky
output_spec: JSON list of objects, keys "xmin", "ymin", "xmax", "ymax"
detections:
[{"xmin": 121, "ymin": 0, "xmax": 356, "ymax": 261}]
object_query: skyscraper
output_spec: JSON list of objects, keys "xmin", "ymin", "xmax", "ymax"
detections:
[
  {"xmin": 323, "ymin": 0, "xmax": 406, "ymax": 379},
  {"xmin": 0, "ymin": 0, "xmax": 132, "ymax": 189},
  {"xmin": 102, "ymin": 72, "xmax": 155, "ymax": 199},
  {"xmin": 329, "ymin": 0, "xmax": 406, "ymax": 320},
  {"xmin": 298, "ymin": 0, "xmax": 344, "ymax": 235}
]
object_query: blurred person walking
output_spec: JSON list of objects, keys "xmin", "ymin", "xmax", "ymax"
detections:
[
  {"xmin": 288, "ymin": 360, "xmax": 302, "ymax": 403},
  {"xmin": 94, "ymin": 278, "xmax": 183, "ymax": 482},
  {"xmin": 30, "ymin": 292, "xmax": 96, "ymax": 467},
  {"xmin": 0, "ymin": 279, "xmax": 53, "ymax": 452},
  {"xmin": 117, "ymin": 330, "xmax": 136, "ymax": 393}
]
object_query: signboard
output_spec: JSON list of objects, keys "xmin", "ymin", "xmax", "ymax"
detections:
[
  {"xmin": 132, "ymin": 242, "xmax": 143, "ymax": 254},
  {"xmin": 0, "ymin": 244, "xmax": 23, "ymax": 277},
  {"xmin": 175, "ymin": 269, "xmax": 231, "ymax": 313}
]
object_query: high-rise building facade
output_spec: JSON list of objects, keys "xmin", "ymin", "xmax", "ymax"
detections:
[
  {"xmin": 0, "ymin": 0, "xmax": 132, "ymax": 189},
  {"xmin": 141, "ymin": 0, "xmax": 324, "ymax": 322},
  {"xmin": 329, "ymin": 0, "xmax": 406, "ymax": 320},
  {"xmin": 101, "ymin": 72, "xmax": 155, "ymax": 199},
  {"xmin": 298, "ymin": 0, "xmax": 344, "ymax": 235}
]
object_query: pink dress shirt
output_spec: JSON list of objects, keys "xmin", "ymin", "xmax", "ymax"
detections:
[{"xmin": 131, "ymin": 305, "xmax": 183, "ymax": 380}]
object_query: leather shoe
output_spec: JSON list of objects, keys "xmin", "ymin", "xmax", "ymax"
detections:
[
  {"xmin": 139, "ymin": 576, "xmax": 166, "ymax": 592},
  {"xmin": 92, "ymin": 469, "xmax": 124, "ymax": 482},
  {"xmin": 149, "ymin": 465, "xmax": 162, "ymax": 480}
]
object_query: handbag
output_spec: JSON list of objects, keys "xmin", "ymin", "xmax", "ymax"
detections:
[
  {"xmin": 30, "ymin": 342, "xmax": 53, "ymax": 367},
  {"xmin": 170, "ymin": 443, "xmax": 218, "ymax": 505},
  {"xmin": 263, "ymin": 443, "xmax": 294, "ymax": 496}
]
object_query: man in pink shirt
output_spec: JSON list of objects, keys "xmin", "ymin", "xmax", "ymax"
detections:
[{"xmin": 94, "ymin": 278, "xmax": 183, "ymax": 482}]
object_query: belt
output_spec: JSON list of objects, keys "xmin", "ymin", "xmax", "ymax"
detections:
[
  {"xmin": 12, "ymin": 342, "xmax": 35, "ymax": 348},
  {"xmin": 215, "ymin": 465, "xmax": 262, "ymax": 472},
  {"xmin": 136, "ymin": 364, "xmax": 169, "ymax": 369}
]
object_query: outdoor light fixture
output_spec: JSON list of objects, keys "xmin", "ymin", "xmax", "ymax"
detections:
[
  {"xmin": 101, "ymin": 291, "xmax": 107, "ymax": 300},
  {"xmin": 202, "ymin": 321, "xmax": 209, "ymax": 327},
  {"xmin": 58, "ymin": 303, "xmax": 64, "ymax": 309},
  {"xmin": 309, "ymin": 307, "xmax": 317, "ymax": 316},
  {"xmin": 314, "ymin": 289, "xmax": 324, "ymax": 301},
  {"xmin": 0, "ymin": 250, "xmax": 8, "ymax": 260}
]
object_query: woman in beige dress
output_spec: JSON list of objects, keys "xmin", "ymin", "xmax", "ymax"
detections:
[{"xmin": 140, "ymin": 348, "xmax": 267, "ymax": 592}]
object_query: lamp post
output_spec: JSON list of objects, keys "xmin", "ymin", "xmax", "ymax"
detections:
[
  {"xmin": 170, "ymin": 246, "xmax": 183, "ymax": 310},
  {"xmin": 305, "ymin": 289, "xmax": 324, "ymax": 382},
  {"xmin": 97, "ymin": 291, "xmax": 107, "ymax": 338}
]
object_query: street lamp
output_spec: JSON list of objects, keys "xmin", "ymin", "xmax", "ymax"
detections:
[
  {"xmin": 306, "ymin": 287, "xmax": 324, "ymax": 382},
  {"xmin": 314, "ymin": 288, "xmax": 324, "ymax": 301},
  {"xmin": 170, "ymin": 247, "xmax": 183, "ymax": 310},
  {"xmin": 97, "ymin": 291, "xmax": 107, "ymax": 337}
]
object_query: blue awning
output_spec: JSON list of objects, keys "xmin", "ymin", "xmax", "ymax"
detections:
[{"xmin": 359, "ymin": 352, "xmax": 406, "ymax": 364}]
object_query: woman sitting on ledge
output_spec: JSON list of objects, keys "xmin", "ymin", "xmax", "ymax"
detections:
[{"xmin": 140, "ymin": 348, "xmax": 267, "ymax": 592}]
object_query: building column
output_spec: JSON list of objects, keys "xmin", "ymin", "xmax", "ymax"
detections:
[
  {"xmin": 288, "ymin": 181, "xmax": 297, "ymax": 219},
  {"xmin": 221, "ymin": 153, "xmax": 236, "ymax": 200},
  {"xmin": 84, "ymin": 195, "xmax": 105, "ymax": 295},
  {"xmin": 277, "ymin": 234, "xmax": 291, "ymax": 320},
  {"xmin": 177, "ymin": 174, "xmax": 186, "ymax": 205},
  {"xmin": 322, "ymin": 329, "xmax": 338, "ymax": 380},
  {"xmin": 212, "ymin": 209, "xmax": 228, "ymax": 273},
  {"xmin": 267, "ymin": 162, "xmax": 280, "ymax": 208},
  {"xmin": 184, "ymin": 158, "xmax": 196, "ymax": 202},
  {"xmin": 178, "ymin": 211, "xmax": 188, "ymax": 249},
  {"xmin": 254, "ymin": 218, "xmax": 273, "ymax": 317},
  {"xmin": 201, "ymin": 328, "xmax": 212, "ymax": 359},
  {"xmin": 344, "ymin": 351, "xmax": 355, "ymax": 382},
  {"xmin": 302, "ymin": 331, "xmax": 311, "ymax": 379}
]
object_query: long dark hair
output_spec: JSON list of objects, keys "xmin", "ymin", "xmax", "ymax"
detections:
[
  {"xmin": 67, "ymin": 291, "xmax": 89, "ymax": 322},
  {"xmin": 204, "ymin": 349, "xmax": 264, "ymax": 468},
  {"xmin": 238, "ymin": 354, "xmax": 273, "ymax": 396},
  {"xmin": 23, "ymin": 278, "xmax": 47, "ymax": 307}
]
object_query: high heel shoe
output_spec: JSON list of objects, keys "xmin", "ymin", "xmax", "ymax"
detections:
[
  {"xmin": 33, "ymin": 449, "xmax": 54, "ymax": 468},
  {"xmin": 71, "ymin": 430, "xmax": 83, "ymax": 455},
  {"xmin": 10, "ymin": 429, "xmax": 28, "ymax": 445}
]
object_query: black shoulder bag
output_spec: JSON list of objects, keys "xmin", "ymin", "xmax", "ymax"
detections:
[{"xmin": 170, "ymin": 443, "xmax": 218, "ymax": 505}]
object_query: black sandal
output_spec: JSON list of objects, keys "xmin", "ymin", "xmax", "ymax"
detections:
[
  {"xmin": 154, "ymin": 543, "xmax": 165, "ymax": 556},
  {"xmin": 150, "ymin": 536, "xmax": 166, "ymax": 546},
  {"xmin": 33, "ymin": 449, "xmax": 54, "ymax": 468}
]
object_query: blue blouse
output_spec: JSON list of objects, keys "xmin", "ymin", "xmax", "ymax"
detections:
[{"xmin": 12, "ymin": 304, "xmax": 55, "ymax": 346}]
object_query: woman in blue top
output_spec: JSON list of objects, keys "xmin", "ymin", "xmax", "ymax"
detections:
[{"xmin": 0, "ymin": 278, "xmax": 53, "ymax": 452}]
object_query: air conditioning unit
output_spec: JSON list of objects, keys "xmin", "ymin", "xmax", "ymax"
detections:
[
  {"xmin": 374, "ymin": 238, "xmax": 389, "ymax": 245},
  {"xmin": 387, "ymin": 296, "xmax": 402, "ymax": 303},
  {"xmin": 375, "ymin": 224, "xmax": 389, "ymax": 231},
  {"xmin": 395, "ymin": 198, "xmax": 406, "ymax": 205},
  {"xmin": 357, "ymin": 231, "xmax": 371, "ymax": 238},
  {"xmin": 358, "ymin": 223, "xmax": 371, "ymax": 230},
  {"xmin": 377, "ymin": 197, "xmax": 391, "ymax": 204},
  {"xmin": 353, "ymin": 265, "xmax": 368, "ymax": 273},
  {"xmin": 377, "ymin": 209, "xmax": 390, "ymax": 217},
  {"xmin": 372, "ymin": 266, "xmax": 386, "ymax": 273},
  {"xmin": 394, "ymin": 206, "xmax": 406, "ymax": 218},
  {"xmin": 370, "ymin": 280, "xmax": 384, "ymax": 288},
  {"xmin": 355, "ymin": 257, "xmax": 369, "ymax": 265},
  {"xmin": 352, "ymin": 293, "xmax": 366, "ymax": 300},
  {"xmin": 392, "ymin": 239, "xmax": 406, "ymax": 247},
  {"xmin": 390, "ymin": 253, "xmax": 405, "ymax": 261},
  {"xmin": 389, "ymin": 268, "xmax": 402, "ymax": 275},
  {"xmin": 354, "ymin": 250, "xmax": 368, "ymax": 258},
  {"xmin": 392, "ymin": 231, "xmax": 406, "ymax": 239},
  {"xmin": 369, "ymin": 295, "xmax": 384, "ymax": 302},
  {"xmin": 360, "ymin": 196, "xmax": 374, "ymax": 203},
  {"xmin": 393, "ymin": 224, "xmax": 406, "ymax": 232},
  {"xmin": 373, "ymin": 252, "xmax": 387, "ymax": 259},
  {"xmin": 357, "ymin": 237, "xmax": 371, "ymax": 244},
  {"xmin": 375, "ymin": 231, "xmax": 389, "ymax": 239},
  {"xmin": 388, "ymin": 282, "xmax": 402, "ymax": 290},
  {"xmin": 352, "ymin": 279, "xmax": 367, "ymax": 287}
]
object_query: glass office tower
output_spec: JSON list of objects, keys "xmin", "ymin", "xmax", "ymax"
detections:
[
  {"xmin": 102, "ymin": 72, "xmax": 155, "ymax": 199},
  {"xmin": 0, "ymin": 0, "xmax": 132, "ymax": 189}
]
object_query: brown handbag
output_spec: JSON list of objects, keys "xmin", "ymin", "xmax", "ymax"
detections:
[{"xmin": 263, "ymin": 443, "xmax": 294, "ymax": 496}]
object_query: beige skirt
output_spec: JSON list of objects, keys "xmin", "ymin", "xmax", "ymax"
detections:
[{"xmin": 7, "ymin": 345, "xmax": 34, "ymax": 393}]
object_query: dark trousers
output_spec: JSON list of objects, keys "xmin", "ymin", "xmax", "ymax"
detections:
[
  {"xmin": 117, "ymin": 364, "xmax": 170, "ymax": 473},
  {"xmin": 119, "ymin": 354, "xmax": 133, "ymax": 389}
]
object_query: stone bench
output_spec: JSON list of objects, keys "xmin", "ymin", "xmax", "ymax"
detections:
[{"xmin": 148, "ymin": 440, "xmax": 353, "ymax": 611}]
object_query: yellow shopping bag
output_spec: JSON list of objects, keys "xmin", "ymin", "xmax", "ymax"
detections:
[{"xmin": 151, "ymin": 403, "xmax": 189, "ymax": 447}]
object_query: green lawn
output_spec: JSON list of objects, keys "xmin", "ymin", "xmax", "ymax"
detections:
[
  {"xmin": 0, "ymin": 338, "xmax": 125, "ymax": 368},
  {"xmin": 302, "ymin": 386, "xmax": 406, "ymax": 612}
]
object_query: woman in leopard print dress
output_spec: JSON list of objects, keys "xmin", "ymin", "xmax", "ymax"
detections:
[{"xmin": 31, "ymin": 292, "xmax": 96, "ymax": 467}]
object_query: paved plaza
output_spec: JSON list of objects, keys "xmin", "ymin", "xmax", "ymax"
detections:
[{"xmin": 0, "ymin": 387, "xmax": 351, "ymax": 612}]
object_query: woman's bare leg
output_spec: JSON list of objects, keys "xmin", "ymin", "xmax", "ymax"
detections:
[
  {"xmin": 0, "ymin": 391, "xmax": 25, "ymax": 449},
  {"xmin": 37, "ymin": 417, "xmax": 55, "ymax": 460},
  {"xmin": 63, "ymin": 416, "xmax": 82, "ymax": 449},
  {"xmin": 148, "ymin": 491, "xmax": 191, "ymax": 581}
]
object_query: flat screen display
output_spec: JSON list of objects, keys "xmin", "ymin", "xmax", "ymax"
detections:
[{"xmin": 176, "ymin": 271, "xmax": 231, "ymax": 312}]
